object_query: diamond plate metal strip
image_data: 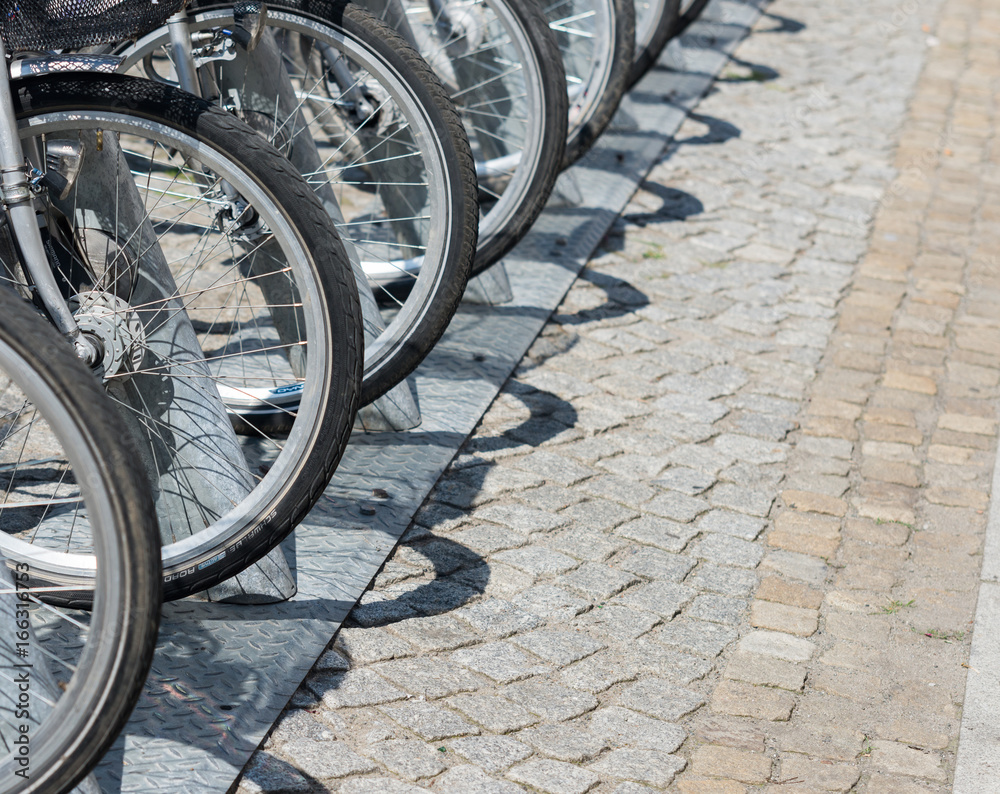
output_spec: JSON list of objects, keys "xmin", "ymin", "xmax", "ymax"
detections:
[{"xmin": 95, "ymin": 2, "xmax": 769, "ymax": 789}]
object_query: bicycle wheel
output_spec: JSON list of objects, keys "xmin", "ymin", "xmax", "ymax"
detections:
[
  {"xmin": 628, "ymin": 0, "xmax": 679, "ymax": 88},
  {"xmin": 364, "ymin": 0, "xmax": 568, "ymax": 275},
  {"xmin": 0, "ymin": 288, "xmax": 160, "ymax": 793},
  {"xmin": 10, "ymin": 72, "xmax": 362, "ymax": 600},
  {"xmin": 121, "ymin": 1, "xmax": 478, "ymax": 404},
  {"xmin": 543, "ymin": 0, "xmax": 635, "ymax": 168}
]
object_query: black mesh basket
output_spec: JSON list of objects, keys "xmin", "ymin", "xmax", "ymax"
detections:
[{"xmin": 0, "ymin": 0, "xmax": 188, "ymax": 52}]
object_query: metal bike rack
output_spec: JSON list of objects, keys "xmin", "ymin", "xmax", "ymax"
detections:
[{"xmin": 93, "ymin": 2, "xmax": 769, "ymax": 788}]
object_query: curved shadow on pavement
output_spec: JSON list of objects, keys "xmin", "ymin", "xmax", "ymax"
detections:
[{"xmin": 343, "ymin": 387, "xmax": 579, "ymax": 631}]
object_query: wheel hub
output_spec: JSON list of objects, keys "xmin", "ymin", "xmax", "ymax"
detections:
[{"xmin": 68, "ymin": 291, "xmax": 145, "ymax": 381}]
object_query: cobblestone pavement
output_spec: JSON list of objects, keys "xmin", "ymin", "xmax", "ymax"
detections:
[{"xmin": 236, "ymin": 0, "xmax": 1000, "ymax": 790}]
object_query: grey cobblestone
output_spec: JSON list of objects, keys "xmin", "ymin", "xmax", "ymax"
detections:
[
  {"xmin": 277, "ymin": 740, "xmax": 376, "ymax": 780},
  {"xmin": 378, "ymin": 701, "xmax": 480, "ymax": 741},
  {"xmin": 435, "ymin": 766, "xmax": 526, "ymax": 793},
  {"xmin": 510, "ymin": 630, "xmax": 604, "ymax": 667},
  {"xmin": 507, "ymin": 758, "xmax": 600, "ymax": 794},
  {"xmin": 372, "ymin": 658, "xmax": 485, "ymax": 699},
  {"xmin": 493, "ymin": 546, "xmax": 580, "ymax": 576},
  {"xmin": 339, "ymin": 778, "xmax": 429, "ymax": 794},
  {"xmin": 448, "ymin": 735, "xmax": 533, "ymax": 772},
  {"xmin": 560, "ymin": 651, "xmax": 639, "ymax": 694},
  {"xmin": 555, "ymin": 563, "xmax": 639, "ymax": 600},
  {"xmin": 652, "ymin": 619, "xmax": 738, "ymax": 658},
  {"xmin": 644, "ymin": 490, "xmax": 711, "ymax": 522},
  {"xmin": 609, "ymin": 581, "xmax": 694, "ymax": 617},
  {"xmin": 516, "ymin": 723, "xmax": 609, "ymax": 762},
  {"xmin": 328, "ymin": 632, "xmax": 400, "ymax": 667},
  {"xmin": 385, "ymin": 615, "xmax": 479, "ymax": 653},
  {"xmin": 477, "ymin": 504, "xmax": 571, "ymax": 534},
  {"xmin": 573, "ymin": 605, "xmax": 661, "ymax": 643},
  {"xmin": 309, "ymin": 670, "xmax": 408, "ymax": 709},
  {"xmin": 709, "ymin": 482, "xmax": 777, "ymax": 517},
  {"xmin": 653, "ymin": 466, "xmax": 717, "ymax": 496},
  {"xmin": 691, "ymin": 532, "xmax": 766, "ymax": 569},
  {"xmin": 614, "ymin": 516, "xmax": 700, "ymax": 553},
  {"xmin": 365, "ymin": 740, "xmax": 447, "ymax": 780},
  {"xmin": 612, "ymin": 546, "xmax": 698, "ymax": 582},
  {"xmin": 446, "ymin": 693, "xmax": 538, "ymax": 733},
  {"xmin": 696, "ymin": 509, "xmax": 767, "ymax": 541},
  {"xmin": 558, "ymin": 499, "xmax": 639, "ymax": 532},
  {"xmin": 587, "ymin": 749, "xmax": 686, "ymax": 787},
  {"xmin": 627, "ymin": 640, "xmax": 713, "ymax": 683},
  {"xmin": 452, "ymin": 598, "xmax": 542, "ymax": 638},
  {"xmin": 617, "ymin": 679, "xmax": 705, "ymax": 721},
  {"xmin": 450, "ymin": 642, "xmax": 549, "ymax": 684},
  {"xmin": 544, "ymin": 528, "xmax": 629, "ymax": 562},
  {"xmin": 588, "ymin": 706, "xmax": 686, "ymax": 752},
  {"xmin": 685, "ymin": 563, "xmax": 758, "ymax": 597},
  {"xmin": 502, "ymin": 679, "xmax": 599, "ymax": 722},
  {"xmin": 510, "ymin": 585, "xmax": 591, "ymax": 621},
  {"xmin": 686, "ymin": 594, "xmax": 749, "ymax": 626}
]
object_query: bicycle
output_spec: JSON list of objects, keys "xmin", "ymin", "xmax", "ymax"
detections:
[
  {"xmin": 0, "ymin": 287, "xmax": 161, "ymax": 794},
  {"xmin": 115, "ymin": 1, "xmax": 480, "ymax": 403},
  {"xmin": 544, "ymin": 0, "xmax": 636, "ymax": 167},
  {"xmin": 363, "ymin": 0, "xmax": 569, "ymax": 275},
  {"xmin": 0, "ymin": 0, "xmax": 364, "ymax": 601}
]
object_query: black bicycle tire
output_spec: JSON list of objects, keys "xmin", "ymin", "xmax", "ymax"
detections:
[
  {"xmin": 190, "ymin": 0, "xmax": 478, "ymax": 404},
  {"xmin": 675, "ymin": 0, "xmax": 711, "ymax": 37},
  {"xmin": 627, "ymin": 0, "xmax": 680, "ymax": 89},
  {"xmin": 559, "ymin": 0, "xmax": 636, "ymax": 169},
  {"xmin": 0, "ymin": 289, "xmax": 161, "ymax": 794},
  {"xmin": 13, "ymin": 73, "xmax": 363, "ymax": 601}
]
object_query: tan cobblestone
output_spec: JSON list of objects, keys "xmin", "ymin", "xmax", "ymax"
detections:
[
  {"xmin": 862, "ymin": 423, "xmax": 924, "ymax": 446},
  {"xmin": 835, "ymin": 564, "xmax": 900, "ymax": 591},
  {"xmin": 925, "ymin": 486, "xmax": 989, "ymax": 509},
  {"xmin": 863, "ymin": 407, "xmax": 917, "ymax": 427},
  {"xmin": 809, "ymin": 667, "xmax": 883, "ymax": 701},
  {"xmin": 832, "ymin": 350, "xmax": 882, "ymax": 373},
  {"xmin": 781, "ymin": 491, "xmax": 847, "ymax": 517},
  {"xmin": 884, "ymin": 719, "xmax": 951, "ymax": 750},
  {"xmin": 871, "ymin": 740, "xmax": 947, "ymax": 782},
  {"xmin": 860, "ymin": 459, "xmax": 922, "ymax": 488},
  {"xmin": 860, "ymin": 773, "xmax": 939, "ymax": 793},
  {"xmin": 776, "ymin": 723, "xmax": 864, "ymax": 762},
  {"xmin": 937, "ymin": 413, "xmax": 997, "ymax": 435},
  {"xmin": 750, "ymin": 601, "xmax": 818, "ymax": 637},
  {"xmin": 724, "ymin": 650, "xmax": 807, "ymax": 692},
  {"xmin": 856, "ymin": 501, "xmax": 917, "ymax": 526},
  {"xmin": 756, "ymin": 576, "xmax": 824, "ymax": 610},
  {"xmin": 801, "ymin": 416, "xmax": 859, "ymax": 441},
  {"xmin": 709, "ymin": 680, "xmax": 795, "ymax": 722},
  {"xmin": 777, "ymin": 755, "xmax": 861, "ymax": 792},
  {"xmin": 843, "ymin": 518, "xmax": 911, "ymax": 546},
  {"xmin": 882, "ymin": 372, "xmax": 938, "ymax": 394},
  {"xmin": 689, "ymin": 746, "xmax": 773, "ymax": 784},
  {"xmin": 693, "ymin": 717, "xmax": 766, "ymax": 753},
  {"xmin": 773, "ymin": 512, "xmax": 841, "ymax": 539},
  {"xmin": 677, "ymin": 779, "xmax": 748, "ymax": 794},
  {"xmin": 768, "ymin": 530, "xmax": 839, "ymax": 559},
  {"xmin": 807, "ymin": 398, "xmax": 863, "ymax": 421}
]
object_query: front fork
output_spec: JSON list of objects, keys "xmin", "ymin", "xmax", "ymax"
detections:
[
  {"xmin": 0, "ymin": 36, "xmax": 101, "ymax": 365},
  {"xmin": 166, "ymin": 2, "xmax": 269, "ymax": 99}
]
